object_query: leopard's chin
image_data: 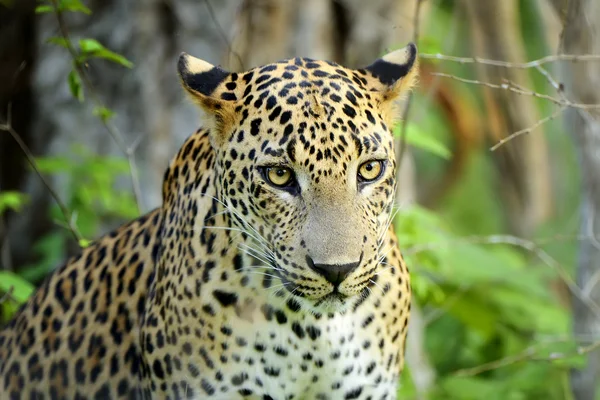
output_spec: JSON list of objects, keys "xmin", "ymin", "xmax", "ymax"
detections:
[
  {"xmin": 291, "ymin": 289, "xmax": 356, "ymax": 315},
  {"xmin": 316, "ymin": 292, "xmax": 352, "ymax": 313}
]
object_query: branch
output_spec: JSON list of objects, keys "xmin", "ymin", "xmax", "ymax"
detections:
[
  {"xmin": 490, "ymin": 106, "xmax": 566, "ymax": 151},
  {"xmin": 425, "ymin": 51, "xmax": 598, "ymax": 150},
  {"xmin": 203, "ymin": 0, "xmax": 245, "ymax": 71},
  {"xmin": 420, "ymin": 52, "xmax": 600, "ymax": 69},
  {"xmin": 50, "ymin": 0, "xmax": 144, "ymax": 213},
  {"xmin": 0, "ymin": 286, "xmax": 15, "ymax": 305},
  {"xmin": 453, "ymin": 339, "xmax": 600, "ymax": 377},
  {"xmin": 0, "ymin": 105, "xmax": 81, "ymax": 242},
  {"xmin": 396, "ymin": 0, "xmax": 425, "ymax": 168},
  {"xmin": 430, "ymin": 72, "xmax": 600, "ymax": 110}
]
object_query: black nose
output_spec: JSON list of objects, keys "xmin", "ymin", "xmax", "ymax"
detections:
[{"xmin": 306, "ymin": 254, "xmax": 362, "ymax": 286}]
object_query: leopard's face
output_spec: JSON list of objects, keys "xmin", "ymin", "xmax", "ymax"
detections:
[{"xmin": 178, "ymin": 45, "xmax": 417, "ymax": 313}]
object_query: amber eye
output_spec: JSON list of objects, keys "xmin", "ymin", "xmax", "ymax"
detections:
[
  {"xmin": 358, "ymin": 160, "xmax": 384, "ymax": 182},
  {"xmin": 265, "ymin": 167, "xmax": 294, "ymax": 187}
]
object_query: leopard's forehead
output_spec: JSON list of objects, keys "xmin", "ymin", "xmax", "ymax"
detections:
[
  {"xmin": 218, "ymin": 58, "xmax": 391, "ymax": 162},
  {"xmin": 231, "ymin": 58, "xmax": 376, "ymax": 104}
]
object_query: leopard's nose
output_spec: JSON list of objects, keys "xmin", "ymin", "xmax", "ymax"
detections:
[{"xmin": 306, "ymin": 254, "xmax": 362, "ymax": 286}]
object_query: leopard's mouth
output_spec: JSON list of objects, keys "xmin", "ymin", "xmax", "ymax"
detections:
[
  {"xmin": 314, "ymin": 290, "xmax": 347, "ymax": 306},
  {"xmin": 264, "ymin": 255, "xmax": 373, "ymax": 310}
]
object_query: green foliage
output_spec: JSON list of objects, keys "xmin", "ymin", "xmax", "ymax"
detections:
[
  {"xmin": 396, "ymin": 205, "xmax": 573, "ymax": 399},
  {"xmin": 68, "ymin": 69, "xmax": 84, "ymax": 102},
  {"xmin": 0, "ymin": 271, "xmax": 35, "ymax": 322},
  {"xmin": 35, "ymin": 0, "xmax": 90, "ymax": 15},
  {"xmin": 395, "ymin": 122, "xmax": 452, "ymax": 160},
  {"xmin": 35, "ymin": 145, "xmax": 139, "ymax": 237},
  {"xmin": 37, "ymin": 0, "xmax": 133, "ymax": 106},
  {"xmin": 391, "ymin": 4, "xmax": 580, "ymax": 393},
  {"xmin": 0, "ymin": 191, "xmax": 28, "ymax": 214},
  {"xmin": 92, "ymin": 106, "xmax": 115, "ymax": 123},
  {"xmin": 0, "ymin": 0, "xmax": 137, "ymax": 324},
  {"xmin": 0, "ymin": 144, "xmax": 138, "ymax": 324},
  {"xmin": 78, "ymin": 38, "xmax": 133, "ymax": 68}
]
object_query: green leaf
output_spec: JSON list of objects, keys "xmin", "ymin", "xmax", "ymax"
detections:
[
  {"xmin": 79, "ymin": 39, "xmax": 133, "ymax": 68},
  {"xmin": 78, "ymin": 38, "xmax": 104, "ymax": 53},
  {"xmin": 35, "ymin": 155, "xmax": 72, "ymax": 174},
  {"xmin": 394, "ymin": 122, "xmax": 451, "ymax": 159},
  {"xmin": 0, "ymin": 271, "xmax": 35, "ymax": 304},
  {"xmin": 0, "ymin": 191, "xmax": 28, "ymax": 214},
  {"xmin": 68, "ymin": 69, "xmax": 84, "ymax": 102},
  {"xmin": 92, "ymin": 106, "xmax": 115, "ymax": 123},
  {"xmin": 58, "ymin": 0, "xmax": 91, "ymax": 14},
  {"xmin": 46, "ymin": 36, "xmax": 70, "ymax": 49},
  {"xmin": 78, "ymin": 238, "xmax": 92, "ymax": 248},
  {"xmin": 35, "ymin": 4, "xmax": 54, "ymax": 13},
  {"xmin": 447, "ymin": 293, "xmax": 498, "ymax": 339},
  {"xmin": 418, "ymin": 35, "xmax": 443, "ymax": 56},
  {"xmin": 441, "ymin": 376, "xmax": 507, "ymax": 400}
]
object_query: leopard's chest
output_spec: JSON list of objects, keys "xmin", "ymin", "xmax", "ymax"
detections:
[{"xmin": 180, "ymin": 301, "xmax": 400, "ymax": 400}]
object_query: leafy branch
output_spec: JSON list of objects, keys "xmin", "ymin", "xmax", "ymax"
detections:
[
  {"xmin": 453, "ymin": 338, "xmax": 600, "ymax": 378},
  {"xmin": 36, "ymin": 0, "xmax": 143, "ymax": 212},
  {"xmin": 0, "ymin": 105, "xmax": 82, "ymax": 243}
]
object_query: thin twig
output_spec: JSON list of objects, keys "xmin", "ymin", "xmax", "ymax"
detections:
[
  {"xmin": 485, "ymin": 61, "xmax": 569, "ymax": 151},
  {"xmin": 423, "ymin": 283, "xmax": 471, "ymax": 326},
  {"xmin": 0, "ymin": 105, "xmax": 81, "ymax": 242},
  {"xmin": 0, "ymin": 286, "xmax": 15, "ymax": 305},
  {"xmin": 396, "ymin": 0, "xmax": 424, "ymax": 169},
  {"xmin": 535, "ymin": 64, "xmax": 563, "ymax": 92},
  {"xmin": 430, "ymin": 72, "xmax": 600, "ymax": 110},
  {"xmin": 50, "ymin": 0, "xmax": 144, "ymax": 213},
  {"xmin": 420, "ymin": 52, "xmax": 600, "ymax": 69},
  {"xmin": 490, "ymin": 106, "xmax": 566, "ymax": 151},
  {"xmin": 203, "ymin": 0, "xmax": 245, "ymax": 70},
  {"xmin": 453, "ymin": 339, "xmax": 600, "ymax": 377}
]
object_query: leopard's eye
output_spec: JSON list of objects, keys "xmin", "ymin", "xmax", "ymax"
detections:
[
  {"xmin": 265, "ymin": 167, "xmax": 294, "ymax": 187},
  {"xmin": 358, "ymin": 160, "xmax": 384, "ymax": 182}
]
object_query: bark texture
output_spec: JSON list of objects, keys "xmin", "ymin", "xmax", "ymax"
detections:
[
  {"xmin": 3, "ymin": 0, "xmax": 240, "ymax": 268},
  {"xmin": 463, "ymin": 0, "xmax": 552, "ymax": 238},
  {"xmin": 559, "ymin": 1, "xmax": 600, "ymax": 398}
]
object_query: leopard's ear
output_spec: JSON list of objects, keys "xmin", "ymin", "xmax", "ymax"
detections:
[
  {"xmin": 177, "ymin": 53, "xmax": 237, "ymax": 145},
  {"xmin": 364, "ymin": 43, "xmax": 418, "ymax": 100}
]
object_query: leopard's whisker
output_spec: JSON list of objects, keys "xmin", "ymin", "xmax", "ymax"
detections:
[
  {"xmin": 210, "ymin": 196, "xmax": 272, "ymax": 249},
  {"xmin": 238, "ymin": 242, "xmax": 275, "ymax": 259},
  {"xmin": 238, "ymin": 247, "xmax": 274, "ymax": 267},
  {"xmin": 202, "ymin": 225, "xmax": 273, "ymax": 255},
  {"xmin": 369, "ymin": 279, "xmax": 386, "ymax": 296}
]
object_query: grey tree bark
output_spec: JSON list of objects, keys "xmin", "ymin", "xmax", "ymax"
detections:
[
  {"xmin": 463, "ymin": 0, "xmax": 552, "ymax": 238},
  {"xmin": 3, "ymin": 0, "xmax": 240, "ymax": 269},
  {"xmin": 559, "ymin": 0, "xmax": 600, "ymax": 398}
]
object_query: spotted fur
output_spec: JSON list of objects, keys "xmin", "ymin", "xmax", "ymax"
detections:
[{"xmin": 0, "ymin": 43, "xmax": 418, "ymax": 399}]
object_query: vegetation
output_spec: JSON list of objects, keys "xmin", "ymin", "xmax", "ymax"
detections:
[{"xmin": 0, "ymin": 0, "xmax": 595, "ymax": 399}]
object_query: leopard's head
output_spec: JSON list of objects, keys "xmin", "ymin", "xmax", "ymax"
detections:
[{"xmin": 178, "ymin": 45, "xmax": 417, "ymax": 312}]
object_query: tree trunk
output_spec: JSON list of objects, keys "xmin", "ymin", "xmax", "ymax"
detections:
[
  {"xmin": 3, "ymin": 0, "xmax": 240, "ymax": 268},
  {"xmin": 559, "ymin": 0, "xmax": 600, "ymax": 398},
  {"xmin": 463, "ymin": 0, "xmax": 552, "ymax": 238}
]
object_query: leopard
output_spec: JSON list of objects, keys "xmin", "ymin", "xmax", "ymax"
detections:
[{"xmin": 0, "ymin": 42, "xmax": 418, "ymax": 400}]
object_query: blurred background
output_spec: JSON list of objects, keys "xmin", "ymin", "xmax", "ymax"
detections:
[{"xmin": 1, "ymin": 0, "xmax": 600, "ymax": 398}]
